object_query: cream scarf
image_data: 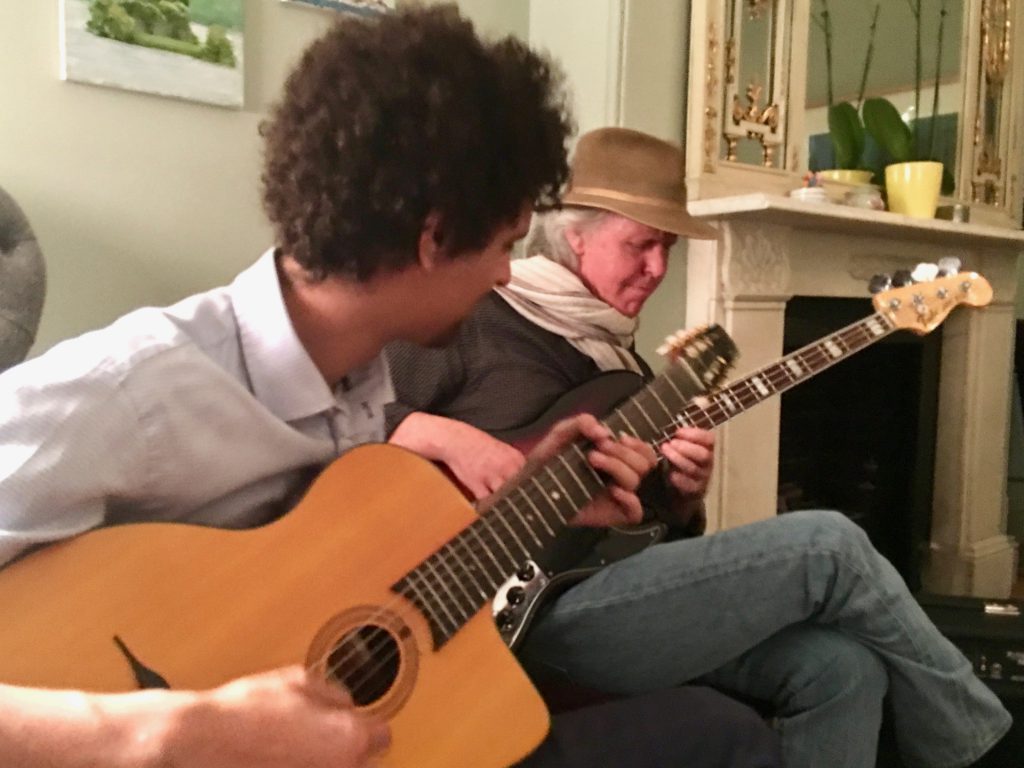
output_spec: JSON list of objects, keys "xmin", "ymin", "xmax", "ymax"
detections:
[{"xmin": 494, "ymin": 256, "xmax": 642, "ymax": 373}]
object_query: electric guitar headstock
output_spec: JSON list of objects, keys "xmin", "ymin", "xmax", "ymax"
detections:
[
  {"xmin": 869, "ymin": 258, "xmax": 992, "ymax": 335},
  {"xmin": 656, "ymin": 323, "xmax": 738, "ymax": 392}
]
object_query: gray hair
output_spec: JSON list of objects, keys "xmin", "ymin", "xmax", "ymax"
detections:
[{"xmin": 522, "ymin": 206, "xmax": 609, "ymax": 272}]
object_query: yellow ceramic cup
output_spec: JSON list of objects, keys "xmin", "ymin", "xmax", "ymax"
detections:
[
  {"xmin": 885, "ymin": 161, "xmax": 943, "ymax": 218},
  {"xmin": 818, "ymin": 169, "xmax": 875, "ymax": 185}
]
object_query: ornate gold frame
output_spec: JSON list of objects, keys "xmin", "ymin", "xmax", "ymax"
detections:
[{"xmin": 684, "ymin": 0, "xmax": 1024, "ymax": 228}]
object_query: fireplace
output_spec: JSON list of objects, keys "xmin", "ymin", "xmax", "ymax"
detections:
[
  {"xmin": 683, "ymin": 193, "xmax": 1024, "ymax": 598},
  {"xmin": 777, "ymin": 296, "xmax": 943, "ymax": 591}
]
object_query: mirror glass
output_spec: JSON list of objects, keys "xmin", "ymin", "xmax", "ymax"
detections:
[
  {"xmin": 805, "ymin": 0, "xmax": 964, "ymax": 190},
  {"xmin": 722, "ymin": 0, "xmax": 787, "ymax": 168}
]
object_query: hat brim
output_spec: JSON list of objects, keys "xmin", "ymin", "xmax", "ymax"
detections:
[{"xmin": 562, "ymin": 190, "xmax": 719, "ymax": 240}]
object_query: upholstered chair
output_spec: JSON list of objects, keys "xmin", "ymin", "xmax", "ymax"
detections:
[{"xmin": 0, "ymin": 186, "xmax": 45, "ymax": 371}]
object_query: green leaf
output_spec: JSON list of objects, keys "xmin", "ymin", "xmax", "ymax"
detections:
[
  {"xmin": 827, "ymin": 102, "xmax": 865, "ymax": 169},
  {"xmin": 862, "ymin": 98, "xmax": 915, "ymax": 162}
]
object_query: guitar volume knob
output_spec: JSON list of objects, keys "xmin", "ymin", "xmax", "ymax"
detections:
[{"xmin": 506, "ymin": 586, "xmax": 526, "ymax": 605}]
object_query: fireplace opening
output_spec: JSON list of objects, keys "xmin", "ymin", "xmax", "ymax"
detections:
[{"xmin": 777, "ymin": 296, "xmax": 943, "ymax": 591}]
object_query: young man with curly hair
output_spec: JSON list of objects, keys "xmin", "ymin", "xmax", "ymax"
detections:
[{"xmin": 0, "ymin": 7, "xmax": 705, "ymax": 768}]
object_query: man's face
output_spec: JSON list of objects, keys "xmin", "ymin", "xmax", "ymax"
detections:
[
  {"xmin": 572, "ymin": 214, "xmax": 676, "ymax": 317},
  {"xmin": 417, "ymin": 205, "xmax": 532, "ymax": 347}
]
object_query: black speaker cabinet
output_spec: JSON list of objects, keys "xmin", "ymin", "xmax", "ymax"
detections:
[{"xmin": 878, "ymin": 593, "xmax": 1024, "ymax": 767}]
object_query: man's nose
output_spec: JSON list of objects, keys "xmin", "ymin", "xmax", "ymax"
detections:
[{"xmin": 646, "ymin": 250, "xmax": 668, "ymax": 278}]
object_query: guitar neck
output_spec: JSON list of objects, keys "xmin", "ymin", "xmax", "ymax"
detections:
[
  {"xmin": 392, "ymin": 346, "xmax": 720, "ymax": 649},
  {"xmin": 682, "ymin": 311, "xmax": 897, "ymax": 430}
]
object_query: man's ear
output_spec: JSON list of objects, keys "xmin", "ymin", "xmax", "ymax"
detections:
[
  {"xmin": 564, "ymin": 225, "xmax": 586, "ymax": 257},
  {"xmin": 417, "ymin": 212, "xmax": 446, "ymax": 271}
]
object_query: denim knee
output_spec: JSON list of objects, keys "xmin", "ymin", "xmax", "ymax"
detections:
[{"xmin": 788, "ymin": 633, "xmax": 889, "ymax": 710}]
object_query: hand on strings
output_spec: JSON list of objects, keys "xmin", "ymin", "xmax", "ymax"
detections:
[
  {"xmin": 120, "ymin": 666, "xmax": 388, "ymax": 768},
  {"xmin": 660, "ymin": 427, "xmax": 715, "ymax": 499},
  {"xmin": 524, "ymin": 414, "xmax": 657, "ymax": 528}
]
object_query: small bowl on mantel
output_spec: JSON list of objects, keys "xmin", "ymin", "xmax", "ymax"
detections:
[{"xmin": 789, "ymin": 186, "xmax": 829, "ymax": 204}]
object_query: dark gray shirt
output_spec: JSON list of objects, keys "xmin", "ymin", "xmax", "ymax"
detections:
[{"xmin": 385, "ymin": 292, "xmax": 652, "ymax": 436}]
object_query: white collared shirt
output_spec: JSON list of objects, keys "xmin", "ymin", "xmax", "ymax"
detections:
[{"xmin": 0, "ymin": 250, "xmax": 394, "ymax": 567}]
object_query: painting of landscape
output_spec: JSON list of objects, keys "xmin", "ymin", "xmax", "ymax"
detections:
[{"xmin": 60, "ymin": 0, "xmax": 244, "ymax": 108}]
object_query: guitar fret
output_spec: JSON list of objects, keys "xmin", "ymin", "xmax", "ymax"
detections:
[
  {"xmin": 431, "ymin": 550, "xmax": 478, "ymax": 616},
  {"xmin": 420, "ymin": 556, "xmax": 468, "ymax": 627},
  {"xmin": 542, "ymin": 465, "xmax": 577, "ymax": 521},
  {"xmin": 662, "ymin": 374, "xmax": 688, "ymax": 405},
  {"xmin": 557, "ymin": 452, "xmax": 597, "ymax": 505},
  {"xmin": 616, "ymin": 411, "xmax": 642, "ymax": 439},
  {"xmin": 502, "ymin": 496, "xmax": 544, "ymax": 549},
  {"xmin": 475, "ymin": 513, "xmax": 520, "ymax": 568},
  {"xmin": 404, "ymin": 568, "xmax": 458, "ymax": 639},
  {"xmin": 443, "ymin": 541, "xmax": 491, "ymax": 600},
  {"xmin": 513, "ymin": 487, "xmax": 557, "ymax": 538},
  {"xmin": 646, "ymin": 386, "xmax": 675, "ymax": 422},
  {"xmin": 631, "ymin": 397, "xmax": 661, "ymax": 433},
  {"xmin": 530, "ymin": 475, "xmax": 571, "ymax": 525},
  {"xmin": 489, "ymin": 507, "xmax": 533, "ymax": 558},
  {"xmin": 571, "ymin": 443, "xmax": 605, "ymax": 487},
  {"xmin": 461, "ymin": 521, "xmax": 509, "ymax": 585}
]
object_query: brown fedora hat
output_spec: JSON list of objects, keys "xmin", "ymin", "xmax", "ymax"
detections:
[{"xmin": 562, "ymin": 127, "xmax": 718, "ymax": 240}]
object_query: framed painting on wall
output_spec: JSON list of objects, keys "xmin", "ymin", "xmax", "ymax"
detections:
[
  {"xmin": 280, "ymin": 0, "xmax": 395, "ymax": 16},
  {"xmin": 59, "ymin": 0, "xmax": 245, "ymax": 108}
]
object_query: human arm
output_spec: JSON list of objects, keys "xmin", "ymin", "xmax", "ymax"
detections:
[
  {"xmin": 389, "ymin": 412, "xmax": 526, "ymax": 499},
  {"xmin": 0, "ymin": 666, "xmax": 388, "ymax": 768},
  {"xmin": 0, "ymin": 355, "xmax": 149, "ymax": 568}
]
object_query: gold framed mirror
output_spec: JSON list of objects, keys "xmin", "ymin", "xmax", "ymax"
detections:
[{"xmin": 684, "ymin": 0, "xmax": 1023, "ymax": 227}]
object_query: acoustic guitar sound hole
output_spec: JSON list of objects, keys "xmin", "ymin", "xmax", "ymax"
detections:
[{"xmin": 327, "ymin": 625, "xmax": 401, "ymax": 706}]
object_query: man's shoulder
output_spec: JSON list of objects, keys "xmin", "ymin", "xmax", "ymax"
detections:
[{"xmin": 7, "ymin": 287, "xmax": 242, "ymax": 393}]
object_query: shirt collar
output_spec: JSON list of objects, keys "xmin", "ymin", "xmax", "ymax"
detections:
[{"xmin": 229, "ymin": 249, "xmax": 336, "ymax": 422}]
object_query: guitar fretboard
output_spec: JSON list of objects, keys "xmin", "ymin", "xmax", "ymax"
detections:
[
  {"xmin": 391, "ymin": 313, "xmax": 896, "ymax": 647},
  {"xmin": 677, "ymin": 312, "xmax": 896, "ymax": 432},
  {"xmin": 391, "ymin": 343, "xmax": 722, "ymax": 648}
]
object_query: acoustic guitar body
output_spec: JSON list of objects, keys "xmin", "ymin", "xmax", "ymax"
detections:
[{"xmin": 0, "ymin": 444, "xmax": 549, "ymax": 767}]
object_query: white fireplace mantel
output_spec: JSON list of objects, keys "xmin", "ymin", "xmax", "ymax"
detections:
[{"xmin": 685, "ymin": 193, "xmax": 1024, "ymax": 598}]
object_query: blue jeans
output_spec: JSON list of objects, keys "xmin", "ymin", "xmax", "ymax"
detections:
[{"xmin": 518, "ymin": 510, "xmax": 1012, "ymax": 768}]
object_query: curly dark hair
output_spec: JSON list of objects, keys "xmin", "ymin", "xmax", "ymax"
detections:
[{"xmin": 260, "ymin": 3, "xmax": 574, "ymax": 282}]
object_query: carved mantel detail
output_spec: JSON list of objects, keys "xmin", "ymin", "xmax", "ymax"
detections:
[
  {"xmin": 684, "ymin": 194, "xmax": 1024, "ymax": 598},
  {"xmin": 722, "ymin": 221, "xmax": 791, "ymax": 298}
]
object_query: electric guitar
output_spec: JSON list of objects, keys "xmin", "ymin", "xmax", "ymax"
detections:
[
  {"xmin": 0, "ymin": 326, "xmax": 736, "ymax": 767},
  {"xmin": 490, "ymin": 268, "xmax": 994, "ymax": 650}
]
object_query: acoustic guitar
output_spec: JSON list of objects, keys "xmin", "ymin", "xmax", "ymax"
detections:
[
  {"xmin": 0, "ymin": 325, "xmax": 736, "ymax": 767},
  {"xmin": 488, "ymin": 268, "xmax": 994, "ymax": 649}
]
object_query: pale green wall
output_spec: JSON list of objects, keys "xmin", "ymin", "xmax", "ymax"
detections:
[
  {"xmin": 0, "ymin": 0, "xmax": 529, "ymax": 356},
  {"xmin": 2, "ymin": 0, "xmax": 690, "ymax": 359}
]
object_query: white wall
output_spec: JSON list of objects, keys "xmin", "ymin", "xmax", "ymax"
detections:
[{"xmin": 0, "ymin": 0, "xmax": 528, "ymax": 356}]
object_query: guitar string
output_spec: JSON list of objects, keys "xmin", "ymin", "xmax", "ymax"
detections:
[
  {"xmin": 314, "ymin": 317, "xmax": 889, "ymax": 697},
  {"xmin": 313, "ymin": 317, "xmax": 890, "ymax": 698},
  {"xmin": 309, "ymin": 366, "xmax": 720, "ymax": 696},
  {"xmin": 315, "ymin": 316, "xmax": 896, "ymax": 699}
]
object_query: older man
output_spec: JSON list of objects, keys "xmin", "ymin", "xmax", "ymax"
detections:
[{"xmin": 385, "ymin": 127, "xmax": 1012, "ymax": 768}]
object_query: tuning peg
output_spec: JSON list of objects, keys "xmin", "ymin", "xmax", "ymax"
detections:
[
  {"xmin": 936, "ymin": 256, "xmax": 962, "ymax": 276},
  {"xmin": 891, "ymin": 269, "xmax": 914, "ymax": 287},
  {"xmin": 868, "ymin": 274, "xmax": 892, "ymax": 294},
  {"xmin": 911, "ymin": 263, "xmax": 939, "ymax": 283}
]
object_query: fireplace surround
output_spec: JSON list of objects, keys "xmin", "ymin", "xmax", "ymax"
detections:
[{"xmin": 684, "ymin": 193, "xmax": 1024, "ymax": 598}]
